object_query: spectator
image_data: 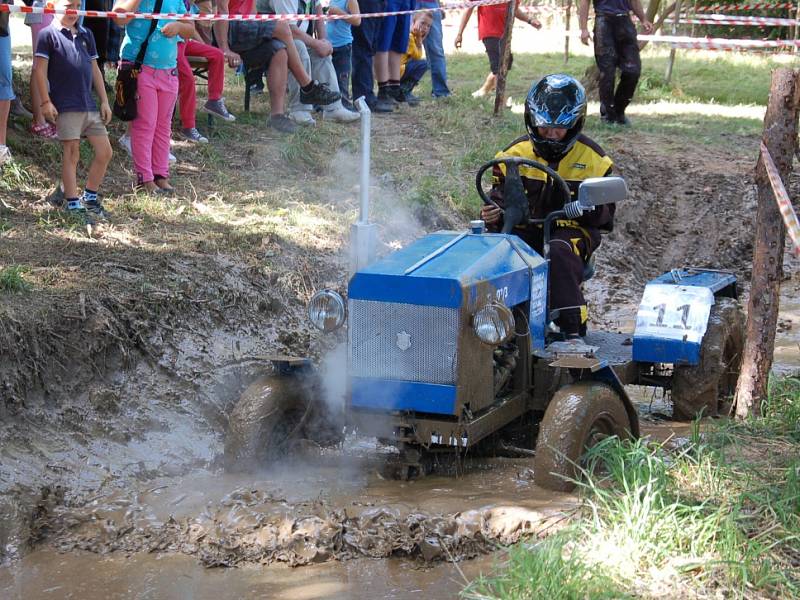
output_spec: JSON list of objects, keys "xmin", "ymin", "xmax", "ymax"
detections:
[
  {"xmin": 25, "ymin": 0, "xmax": 58, "ymax": 138},
  {"xmin": 351, "ymin": 0, "xmax": 392, "ymax": 112},
  {"xmin": 455, "ymin": 1, "xmax": 540, "ymax": 98},
  {"xmin": 397, "ymin": 10, "xmax": 432, "ymax": 106},
  {"xmin": 0, "ymin": 0, "xmax": 10, "ymax": 165},
  {"xmin": 415, "ymin": 0, "xmax": 449, "ymax": 98},
  {"xmin": 261, "ymin": 0, "xmax": 358, "ymax": 125},
  {"xmin": 32, "ymin": 0, "xmax": 113, "ymax": 221},
  {"xmin": 176, "ymin": 0, "xmax": 236, "ymax": 143},
  {"xmin": 84, "ymin": 0, "xmax": 114, "ymax": 83},
  {"xmin": 114, "ymin": 0, "xmax": 195, "ymax": 194},
  {"xmin": 373, "ymin": 0, "xmax": 413, "ymax": 106},
  {"xmin": 327, "ymin": 0, "xmax": 360, "ymax": 111},
  {"xmin": 215, "ymin": 0, "xmax": 342, "ymax": 133}
]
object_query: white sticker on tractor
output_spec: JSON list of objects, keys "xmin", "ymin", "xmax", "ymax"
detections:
[{"xmin": 634, "ymin": 284, "xmax": 714, "ymax": 343}]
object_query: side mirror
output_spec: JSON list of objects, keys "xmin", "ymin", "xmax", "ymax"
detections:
[{"xmin": 577, "ymin": 176, "xmax": 627, "ymax": 208}]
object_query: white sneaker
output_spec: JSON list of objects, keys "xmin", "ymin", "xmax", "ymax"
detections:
[
  {"xmin": 288, "ymin": 111, "xmax": 316, "ymax": 126},
  {"xmin": 323, "ymin": 106, "xmax": 360, "ymax": 123},
  {"xmin": 119, "ymin": 133, "xmax": 177, "ymax": 163},
  {"xmin": 0, "ymin": 145, "xmax": 11, "ymax": 166}
]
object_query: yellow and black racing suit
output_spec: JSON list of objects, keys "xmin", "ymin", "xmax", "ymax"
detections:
[{"xmin": 488, "ymin": 133, "xmax": 615, "ymax": 336}]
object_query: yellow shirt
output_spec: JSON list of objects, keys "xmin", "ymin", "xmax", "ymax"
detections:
[{"xmin": 400, "ymin": 32, "xmax": 424, "ymax": 77}]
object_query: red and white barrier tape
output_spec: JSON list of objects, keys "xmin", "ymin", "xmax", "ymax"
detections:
[
  {"xmin": 681, "ymin": 13, "xmax": 798, "ymax": 25},
  {"xmin": 638, "ymin": 33, "xmax": 800, "ymax": 49},
  {"xmin": 696, "ymin": 2, "xmax": 795, "ymax": 11},
  {"xmin": 0, "ymin": 0, "xmax": 509, "ymax": 21},
  {"xmin": 760, "ymin": 142, "xmax": 800, "ymax": 259}
]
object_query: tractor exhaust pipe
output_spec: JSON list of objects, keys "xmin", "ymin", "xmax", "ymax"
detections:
[{"xmin": 350, "ymin": 97, "xmax": 377, "ymax": 275}]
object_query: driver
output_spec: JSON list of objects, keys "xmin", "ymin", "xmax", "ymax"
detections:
[{"xmin": 481, "ymin": 73, "xmax": 615, "ymax": 339}]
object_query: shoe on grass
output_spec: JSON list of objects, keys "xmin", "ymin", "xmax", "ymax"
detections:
[
  {"xmin": 0, "ymin": 145, "xmax": 11, "ymax": 166},
  {"xmin": 65, "ymin": 199, "xmax": 95, "ymax": 225},
  {"xmin": 47, "ymin": 185, "xmax": 65, "ymax": 208},
  {"xmin": 268, "ymin": 114, "xmax": 298, "ymax": 134},
  {"xmin": 288, "ymin": 111, "xmax": 316, "ymax": 126},
  {"xmin": 181, "ymin": 127, "xmax": 209, "ymax": 143},
  {"xmin": 299, "ymin": 80, "xmax": 340, "ymax": 106},
  {"xmin": 11, "ymin": 98, "xmax": 33, "ymax": 119},
  {"xmin": 83, "ymin": 198, "xmax": 110, "ymax": 220},
  {"xmin": 323, "ymin": 106, "xmax": 360, "ymax": 123},
  {"xmin": 203, "ymin": 98, "xmax": 236, "ymax": 122}
]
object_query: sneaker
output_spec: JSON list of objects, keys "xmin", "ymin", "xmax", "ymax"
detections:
[
  {"xmin": 203, "ymin": 98, "xmax": 236, "ymax": 122},
  {"xmin": 378, "ymin": 88, "xmax": 399, "ymax": 107},
  {"xmin": 268, "ymin": 114, "xmax": 298, "ymax": 134},
  {"xmin": 65, "ymin": 199, "xmax": 96, "ymax": 226},
  {"xmin": 120, "ymin": 134, "xmax": 177, "ymax": 162},
  {"xmin": 288, "ymin": 111, "xmax": 316, "ymax": 126},
  {"xmin": 366, "ymin": 98, "xmax": 395, "ymax": 113},
  {"xmin": 83, "ymin": 198, "xmax": 110, "ymax": 221},
  {"xmin": 181, "ymin": 127, "xmax": 209, "ymax": 143},
  {"xmin": 11, "ymin": 98, "xmax": 33, "ymax": 119},
  {"xmin": 323, "ymin": 106, "xmax": 360, "ymax": 123},
  {"xmin": 47, "ymin": 185, "xmax": 65, "ymax": 208},
  {"xmin": 299, "ymin": 80, "xmax": 340, "ymax": 107},
  {"xmin": 398, "ymin": 88, "xmax": 420, "ymax": 107},
  {"xmin": 31, "ymin": 122, "xmax": 58, "ymax": 140},
  {"xmin": 0, "ymin": 145, "xmax": 11, "ymax": 166}
]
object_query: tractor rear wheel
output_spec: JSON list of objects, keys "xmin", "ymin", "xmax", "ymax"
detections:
[
  {"xmin": 671, "ymin": 297, "xmax": 745, "ymax": 421},
  {"xmin": 224, "ymin": 372, "xmax": 340, "ymax": 472},
  {"xmin": 534, "ymin": 382, "xmax": 631, "ymax": 492}
]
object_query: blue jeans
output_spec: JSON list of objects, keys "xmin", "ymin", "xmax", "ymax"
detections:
[
  {"xmin": 351, "ymin": 0, "xmax": 385, "ymax": 104},
  {"xmin": 418, "ymin": 0, "xmax": 450, "ymax": 97},
  {"xmin": 400, "ymin": 59, "xmax": 428, "ymax": 91},
  {"xmin": 332, "ymin": 44, "xmax": 352, "ymax": 107}
]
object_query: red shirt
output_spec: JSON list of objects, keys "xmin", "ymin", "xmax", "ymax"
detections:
[
  {"xmin": 477, "ymin": 3, "xmax": 508, "ymax": 40},
  {"xmin": 229, "ymin": 0, "xmax": 255, "ymax": 15}
]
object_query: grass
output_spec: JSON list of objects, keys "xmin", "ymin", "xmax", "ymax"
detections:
[
  {"xmin": 463, "ymin": 377, "xmax": 800, "ymax": 599},
  {"xmin": 0, "ymin": 265, "xmax": 32, "ymax": 293}
]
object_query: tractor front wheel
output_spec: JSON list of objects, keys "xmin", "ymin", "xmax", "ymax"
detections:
[
  {"xmin": 534, "ymin": 382, "xmax": 631, "ymax": 492},
  {"xmin": 671, "ymin": 297, "xmax": 745, "ymax": 421}
]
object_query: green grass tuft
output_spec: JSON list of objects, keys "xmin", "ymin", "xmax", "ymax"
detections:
[{"xmin": 0, "ymin": 265, "xmax": 32, "ymax": 293}]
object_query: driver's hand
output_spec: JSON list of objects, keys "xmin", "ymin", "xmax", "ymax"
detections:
[{"xmin": 481, "ymin": 205, "xmax": 502, "ymax": 225}]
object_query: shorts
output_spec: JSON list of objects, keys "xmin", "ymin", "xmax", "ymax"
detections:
[
  {"xmin": 56, "ymin": 111, "xmax": 108, "ymax": 141},
  {"xmin": 0, "ymin": 34, "xmax": 13, "ymax": 102},
  {"xmin": 377, "ymin": 0, "xmax": 413, "ymax": 53},
  {"xmin": 237, "ymin": 38, "xmax": 286, "ymax": 71},
  {"xmin": 482, "ymin": 36, "xmax": 513, "ymax": 75}
]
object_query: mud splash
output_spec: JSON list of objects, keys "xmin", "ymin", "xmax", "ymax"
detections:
[{"xmin": 30, "ymin": 449, "xmax": 576, "ymax": 568}]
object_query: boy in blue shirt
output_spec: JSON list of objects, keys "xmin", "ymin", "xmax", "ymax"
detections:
[
  {"xmin": 327, "ymin": 0, "xmax": 360, "ymax": 111},
  {"xmin": 33, "ymin": 0, "xmax": 113, "ymax": 223}
]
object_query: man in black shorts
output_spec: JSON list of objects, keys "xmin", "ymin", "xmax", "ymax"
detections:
[{"xmin": 579, "ymin": 0, "xmax": 652, "ymax": 125}]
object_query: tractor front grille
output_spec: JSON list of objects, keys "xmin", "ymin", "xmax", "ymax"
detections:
[{"xmin": 348, "ymin": 299, "xmax": 460, "ymax": 384}]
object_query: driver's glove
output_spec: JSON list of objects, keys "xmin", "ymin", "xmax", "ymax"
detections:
[
  {"xmin": 563, "ymin": 200, "xmax": 590, "ymax": 220},
  {"xmin": 501, "ymin": 162, "xmax": 529, "ymax": 234}
]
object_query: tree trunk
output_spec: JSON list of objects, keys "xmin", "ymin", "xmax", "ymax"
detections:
[
  {"xmin": 494, "ymin": 0, "xmax": 517, "ymax": 115},
  {"xmin": 734, "ymin": 68, "xmax": 800, "ymax": 419}
]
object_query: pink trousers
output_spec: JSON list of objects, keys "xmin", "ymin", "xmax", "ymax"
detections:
[{"xmin": 131, "ymin": 66, "xmax": 178, "ymax": 184}]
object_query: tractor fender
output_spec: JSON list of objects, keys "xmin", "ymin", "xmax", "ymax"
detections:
[{"xmin": 585, "ymin": 365, "xmax": 640, "ymax": 438}]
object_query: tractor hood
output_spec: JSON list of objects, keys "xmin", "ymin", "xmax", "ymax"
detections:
[{"xmin": 348, "ymin": 231, "xmax": 545, "ymax": 310}]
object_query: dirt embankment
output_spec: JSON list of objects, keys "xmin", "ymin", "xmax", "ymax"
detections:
[{"xmin": 1, "ymin": 118, "xmax": 797, "ymax": 569}]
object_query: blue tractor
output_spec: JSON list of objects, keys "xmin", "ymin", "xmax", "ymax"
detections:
[{"xmin": 224, "ymin": 158, "xmax": 744, "ymax": 491}]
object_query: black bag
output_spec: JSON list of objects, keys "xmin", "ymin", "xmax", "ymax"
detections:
[{"xmin": 112, "ymin": 0, "xmax": 164, "ymax": 121}]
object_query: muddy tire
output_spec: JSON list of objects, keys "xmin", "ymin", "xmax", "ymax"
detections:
[
  {"xmin": 224, "ymin": 373, "xmax": 341, "ymax": 472},
  {"xmin": 671, "ymin": 297, "xmax": 745, "ymax": 421},
  {"xmin": 534, "ymin": 382, "xmax": 631, "ymax": 492}
]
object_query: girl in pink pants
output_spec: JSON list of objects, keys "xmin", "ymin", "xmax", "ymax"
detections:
[{"xmin": 114, "ymin": 0, "xmax": 194, "ymax": 194}]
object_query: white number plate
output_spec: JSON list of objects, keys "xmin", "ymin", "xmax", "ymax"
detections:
[{"xmin": 634, "ymin": 284, "xmax": 714, "ymax": 343}]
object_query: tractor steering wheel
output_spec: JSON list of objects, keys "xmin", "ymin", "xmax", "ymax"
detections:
[{"xmin": 475, "ymin": 157, "xmax": 572, "ymax": 213}]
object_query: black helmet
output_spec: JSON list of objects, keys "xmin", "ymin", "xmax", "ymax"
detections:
[{"xmin": 524, "ymin": 74, "xmax": 587, "ymax": 161}]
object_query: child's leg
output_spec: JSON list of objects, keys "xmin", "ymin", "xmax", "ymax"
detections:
[
  {"xmin": 176, "ymin": 43, "xmax": 197, "ymax": 130},
  {"xmin": 151, "ymin": 69, "xmax": 179, "ymax": 184},
  {"xmin": 186, "ymin": 39, "xmax": 225, "ymax": 101},
  {"xmin": 61, "ymin": 140, "xmax": 80, "ymax": 198},
  {"xmin": 387, "ymin": 51, "xmax": 402, "ymax": 82},
  {"xmin": 85, "ymin": 134, "xmax": 112, "ymax": 192},
  {"xmin": 130, "ymin": 68, "xmax": 159, "ymax": 184}
]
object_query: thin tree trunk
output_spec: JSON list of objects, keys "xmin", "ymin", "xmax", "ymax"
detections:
[
  {"xmin": 494, "ymin": 0, "xmax": 517, "ymax": 115},
  {"xmin": 734, "ymin": 69, "xmax": 800, "ymax": 419},
  {"xmin": 564, "ymin": 0, "xmax": 572, "ymax": 65}
]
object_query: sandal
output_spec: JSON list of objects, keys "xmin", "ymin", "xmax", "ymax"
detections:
[
  {"xmin": 30, "ymin": 122, "xmax": 58, "ymax": 140},
  {"xmin": 154, "ymin": 175, "xmax": 176, "ymax": 196}
]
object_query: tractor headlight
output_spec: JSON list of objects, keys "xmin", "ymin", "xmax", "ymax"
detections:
[
  {"xmin": 307, "ymin": 290, "xmax": 346, "ymax": 333},
  {"xmin": 473, "ymin": 303, "xmax": 515, "ymax": 346}
]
